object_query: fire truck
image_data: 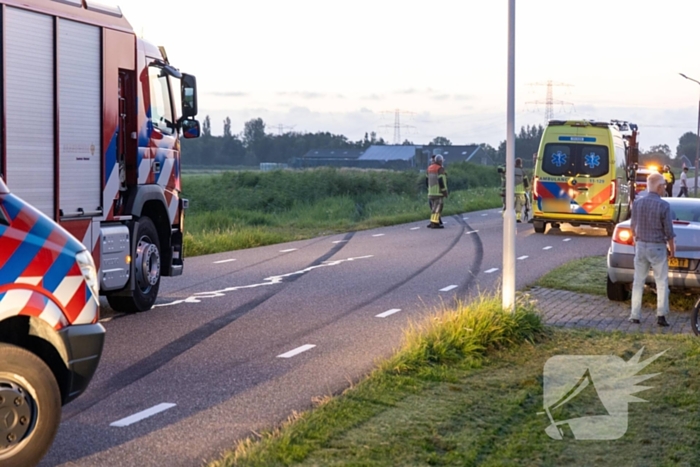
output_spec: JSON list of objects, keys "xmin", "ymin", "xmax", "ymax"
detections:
[{"xmin": 0, "ymin": 0, "xmax": 201, "ymax": 313}]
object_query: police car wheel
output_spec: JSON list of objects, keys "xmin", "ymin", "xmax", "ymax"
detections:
[{"xmin": 0, "ymin": 344, "xmax": 61, "ymax": 467}]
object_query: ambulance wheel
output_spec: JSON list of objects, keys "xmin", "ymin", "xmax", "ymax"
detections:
[
  {"xmin": 533, "ymin": 221, "xmax": 546, "ymax": 234},
  {"xmin": 606, "ymin": 275, "xmax": 629, "ymax": 302},
  {"xmin": 107, "ymin": 217, "xmax": 161, "ymax": 313},
  {"xmin": 606, "ymin": 225, "xmax": 615, "ymax": 236},
  {"xmin": 0, "ymin": 343, "xmax": 62, "ymax": 467}
]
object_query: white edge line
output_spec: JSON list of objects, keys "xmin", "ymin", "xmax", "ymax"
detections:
[
  {"xmin": 485, "ymin": 268, "xmax": 499, "ymax": 273},
  {"xmin": 110, "ymin": 403, "xmax": 176, "ymax": 427},
  {"xmin": 277, "ymin": 344, "xmax": 316, "ymax": 358},
  {"xmin": 376, "ymin": 308, "xmax": 401, "ymax": 318},
  {"xmin": 439, "ymin": 285, "xmax": 458, "ymax": 292},
  {"xmin": 280, "ymin": 249, "xmax": 298, "ymax": 253},
  {"xmin": 213, "ymin": 259, "xmax": 236, "ymax": 264},
  {"xmin": 517, "ymin": 256, "xmax": 529, "ymax": 260}
]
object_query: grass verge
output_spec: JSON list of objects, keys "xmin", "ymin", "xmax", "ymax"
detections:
[
  {"xmin": 208, "ymin": 295, "xmax": 547, "ymax": 467},
  {"xmin": 534, "ymin": 255, "xmax": 697, "ymax": 312},
  {"xmin": 208, "ymin": 305, "xmax": 700, "ymax": 466}
]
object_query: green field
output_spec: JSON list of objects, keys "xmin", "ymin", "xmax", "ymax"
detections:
[{"xmin": 181, "ymin": 164, "xmax": 503, "ymax": 256}]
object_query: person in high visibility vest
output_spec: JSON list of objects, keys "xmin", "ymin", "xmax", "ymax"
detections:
[
  {"xmin": 426, "ymin": 154, "xmax": 448, "ymax": 229},
  {"xmin": 514, "ymin": 158, "xmax": 530, "ymax": 223},
  {"xmin": 662, "ymin": 165, "xmax": 675, "ymax": 197}
]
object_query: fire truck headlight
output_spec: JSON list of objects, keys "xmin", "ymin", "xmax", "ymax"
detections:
[{"xmin": 76, "ymin": 250, "xmax": 100, "ymax": 304}]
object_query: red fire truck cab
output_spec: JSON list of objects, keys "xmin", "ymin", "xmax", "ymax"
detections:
[{"xmin": 0, "ymin": 0, "xmax": 200, "ymax": 313}]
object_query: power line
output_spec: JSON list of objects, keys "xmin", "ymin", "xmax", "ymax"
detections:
[{"xmin": 271, "ymin": 124, "xmax": 296, "ymax": 135}]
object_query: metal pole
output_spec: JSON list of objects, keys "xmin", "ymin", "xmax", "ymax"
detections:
[
  {"xmin": 695, "ymin": 97, "xmax": 700, "ymax": 196},
  {"xmin": 503, "ymin": 0, "xmax": 516, "ymax": 312}
]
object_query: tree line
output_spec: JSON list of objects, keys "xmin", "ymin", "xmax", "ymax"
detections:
[{"xmin": 181, "ymin": 115, "xmax": 698, "ymax": 170}]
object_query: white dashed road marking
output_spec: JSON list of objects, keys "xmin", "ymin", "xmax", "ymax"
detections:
[
  {"xmin": 376, "ymin": 309, "xmax": 401, "ymax": 318},
  {"xmin": 332, "ymin": 240, "xmax": 348, "ymax": 244},
  {"xmin": 110, "ymin": 403, "xmax": 176, "ymax": 428},
  {"xmin": 410, "ymin": 227, "xmax": 420, "ymax": 230},
  {"xmin": 517, "ymin": 256, "xmax": 529, "ymax": 260},
  {"xmin": 543, "ymin": 246, "xmax": 553, "ymax": 250},
  {"xmin": 482, "ymin": 214, "xmax": 488, "ymax": 217},
  {"xmin": 466, "ymin": 230, "xmax": 479, "ymax": 235},
  {"xmin": 563, "ymin": 238, "xmax": 572, "ymax": 242},
  {"xmin": 277, "ymin": 345, "xmax": 316, "ymax": 359},
  {"xmin": 213, "ymin": 259, "xmax": 236, "ymax": 264},
  {"xmin": 280, "ymin": 249, "xmax": 298, "ymax": 253},
  {"xmin": 440, "ymin": 285, "xmax": 458, "ymax": 292},
  {"xmin": 485, "ymin": 268, "xmax": 499, "ymax": 274},
  {"xmin": 373, "ymin": 234, "xmax": 385, "ymax": 237}
]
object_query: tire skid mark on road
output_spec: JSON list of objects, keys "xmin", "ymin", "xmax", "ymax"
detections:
[
  {"xmin": 148, "ymin": 234, "xmax": 356, "ymax": 303},
  {"xmin": 63, "ymin": 235, "xmax": 360, "ymax": 421}
]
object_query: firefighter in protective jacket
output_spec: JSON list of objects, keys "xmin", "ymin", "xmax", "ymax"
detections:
[{"xmin": 426, "ymin": 155, "xmax": 448, "ymax": 228}]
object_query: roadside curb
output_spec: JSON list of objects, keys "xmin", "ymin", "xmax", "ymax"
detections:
[{"xmin": 526, "ymin": 287, "xmax": 692, "ymax": 335}]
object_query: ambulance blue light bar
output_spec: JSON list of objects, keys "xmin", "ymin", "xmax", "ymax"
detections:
[{"xmin": 559, "ymin": 136, "xmax": 597, "ymax": 142}]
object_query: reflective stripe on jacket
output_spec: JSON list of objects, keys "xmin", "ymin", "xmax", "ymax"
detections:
[
  {"xmin": 514, "ymin": 167, "xmax": 528, "ymax": 194},
  {"xmin": 427, "ymin": 163, "xmax": 447, "ymax": 197}
]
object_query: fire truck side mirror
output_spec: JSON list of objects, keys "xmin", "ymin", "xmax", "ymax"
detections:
[
  {"xmin": 181, "ymin": 119, "xmax": 201, "ymax": 139},
  {"xmin": 181, "ymin": 74, "xmax": 198, "ymax": 118}
]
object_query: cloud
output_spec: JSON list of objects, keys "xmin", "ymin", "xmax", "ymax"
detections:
[
  {"xmin": 277, "ymin": 91, "xmax": 326, "ymax": 99},
  {"xmin": 431, "ymin": 94, "xmax": 451, "ymax": 101},
  {"xmin": 361, "ymin": 94, "xmax": 384, "ymax": 101},
  {"xmin": 210, "ymin": 91, "xmax": 248, "ymax": 97}
]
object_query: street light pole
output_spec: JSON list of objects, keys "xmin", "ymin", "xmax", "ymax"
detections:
[
  {"xmin": 503, "ymin": 0, "xmax": 516, "ymax": 312},
  {"xmin": 679, "ymin": 73, "xmax": 700, "ymax": 196}
]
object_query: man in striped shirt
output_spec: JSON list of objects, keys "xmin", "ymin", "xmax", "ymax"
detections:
[{"xmin": 629, "ymin": 172, "xmax": 676, "ymax": 326}]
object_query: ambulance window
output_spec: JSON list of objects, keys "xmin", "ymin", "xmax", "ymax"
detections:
[
  {"xmin": 542, "ymin": 144, "xmax": 572, "ymax": 176},
  {"xmin": 148, "ymin": 66, "xmax": 175, "ymax": 136},
  {"xmin": 577, "ymin": 145, "xmax": 608, "ymax": 178}
]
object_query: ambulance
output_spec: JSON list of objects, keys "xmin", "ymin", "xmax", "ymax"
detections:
[
  {"xmin": 0, "ymin": 177, "xmax": 104, "ymax": 467},
  {"xmin": 531, "ymin": 120, "xmax": 636, "ymax": 236}
]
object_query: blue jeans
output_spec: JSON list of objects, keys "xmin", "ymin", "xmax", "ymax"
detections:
[{"xmin": 630, "ymin": 241, "xmax": 669, "ymax": 319}]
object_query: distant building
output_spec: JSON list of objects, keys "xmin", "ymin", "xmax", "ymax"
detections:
[{"xmin": 421, "ymin": 145, "xmax": 494, "ymax": 167}]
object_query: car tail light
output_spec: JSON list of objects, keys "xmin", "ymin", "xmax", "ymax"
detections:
[
  {"xmin": 612, "ymin": 226, "xmax": 634, "ymax": 246},
  {"xmin": 673, "ymin": 220, "xmax": 690, "ymax": 225},
  {"xmin": 533, "ymin": 176, "xmax": 539, "ymax": 199},
  {"xmin": 609, "ymin": 180, "xmax": 616, "ymax": 203}
]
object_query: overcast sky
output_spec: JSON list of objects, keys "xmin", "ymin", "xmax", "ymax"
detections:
[{"xmin": 113, "ymin": 0, "xmax": 700, "ymax": 152}]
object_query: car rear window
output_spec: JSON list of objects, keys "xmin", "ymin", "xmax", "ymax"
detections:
[{"xmin": 541, "ymin": 143, "xmax": 609, "ymax": 178}]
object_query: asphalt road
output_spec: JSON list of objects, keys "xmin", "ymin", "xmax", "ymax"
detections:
[{"xmin": 41, "ymin": 208, "xmax": 611, "ymax": 466}]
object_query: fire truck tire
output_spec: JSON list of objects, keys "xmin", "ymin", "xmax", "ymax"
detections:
[
  {"xmin": 0, "ymin": 343, "xmax": 62, "ymax": 467},
  {"xmin": 107, "ymin": 217, "xmax": 161, "ymax": 313}
]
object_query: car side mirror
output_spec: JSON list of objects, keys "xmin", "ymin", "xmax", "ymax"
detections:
[
  {"xmin": 181, "ymin": 119, "xmax": 200, "ymax": 139},
  {"xmin": 181, "ymin": 74, "xmax": 198, "ymax": 118}
]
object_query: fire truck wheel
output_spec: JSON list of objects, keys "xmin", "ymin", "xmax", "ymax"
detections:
[
  {"xmin": 107, "ymin": 217, "xmax": 161, "ymax": 313},
  {"xmin": 0, "ymin": 343, "xmax": 62, "ymax": 467}
]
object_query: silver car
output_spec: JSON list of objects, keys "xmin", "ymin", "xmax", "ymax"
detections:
[{"xmin": 607, "ymin": 197, "xmax": 700, "ymax": 301}]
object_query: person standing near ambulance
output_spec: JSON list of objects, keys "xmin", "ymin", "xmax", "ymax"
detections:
[
  {"xmin": 514, "ymin": 158, "xmax": 530, "ymax": 223},
  {"xmin": 662, "ymin": 165, "xmax": 675, "ymax": 197},
  {"xmin": 427, "ymin": 155, "xmax": 448, "ymax": 228}
]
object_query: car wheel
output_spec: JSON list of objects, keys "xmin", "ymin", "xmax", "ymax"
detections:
[
  {"xmin": 606, "ymin": 275, "xmax": 630, "ymax": 302},
  {"xmin": 692, "ymin": 299, "xmax": 700, "ymax": 336},
  {"xmin": 0, "ymin": 343, "xmax": 62, "ymax": 467}
]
